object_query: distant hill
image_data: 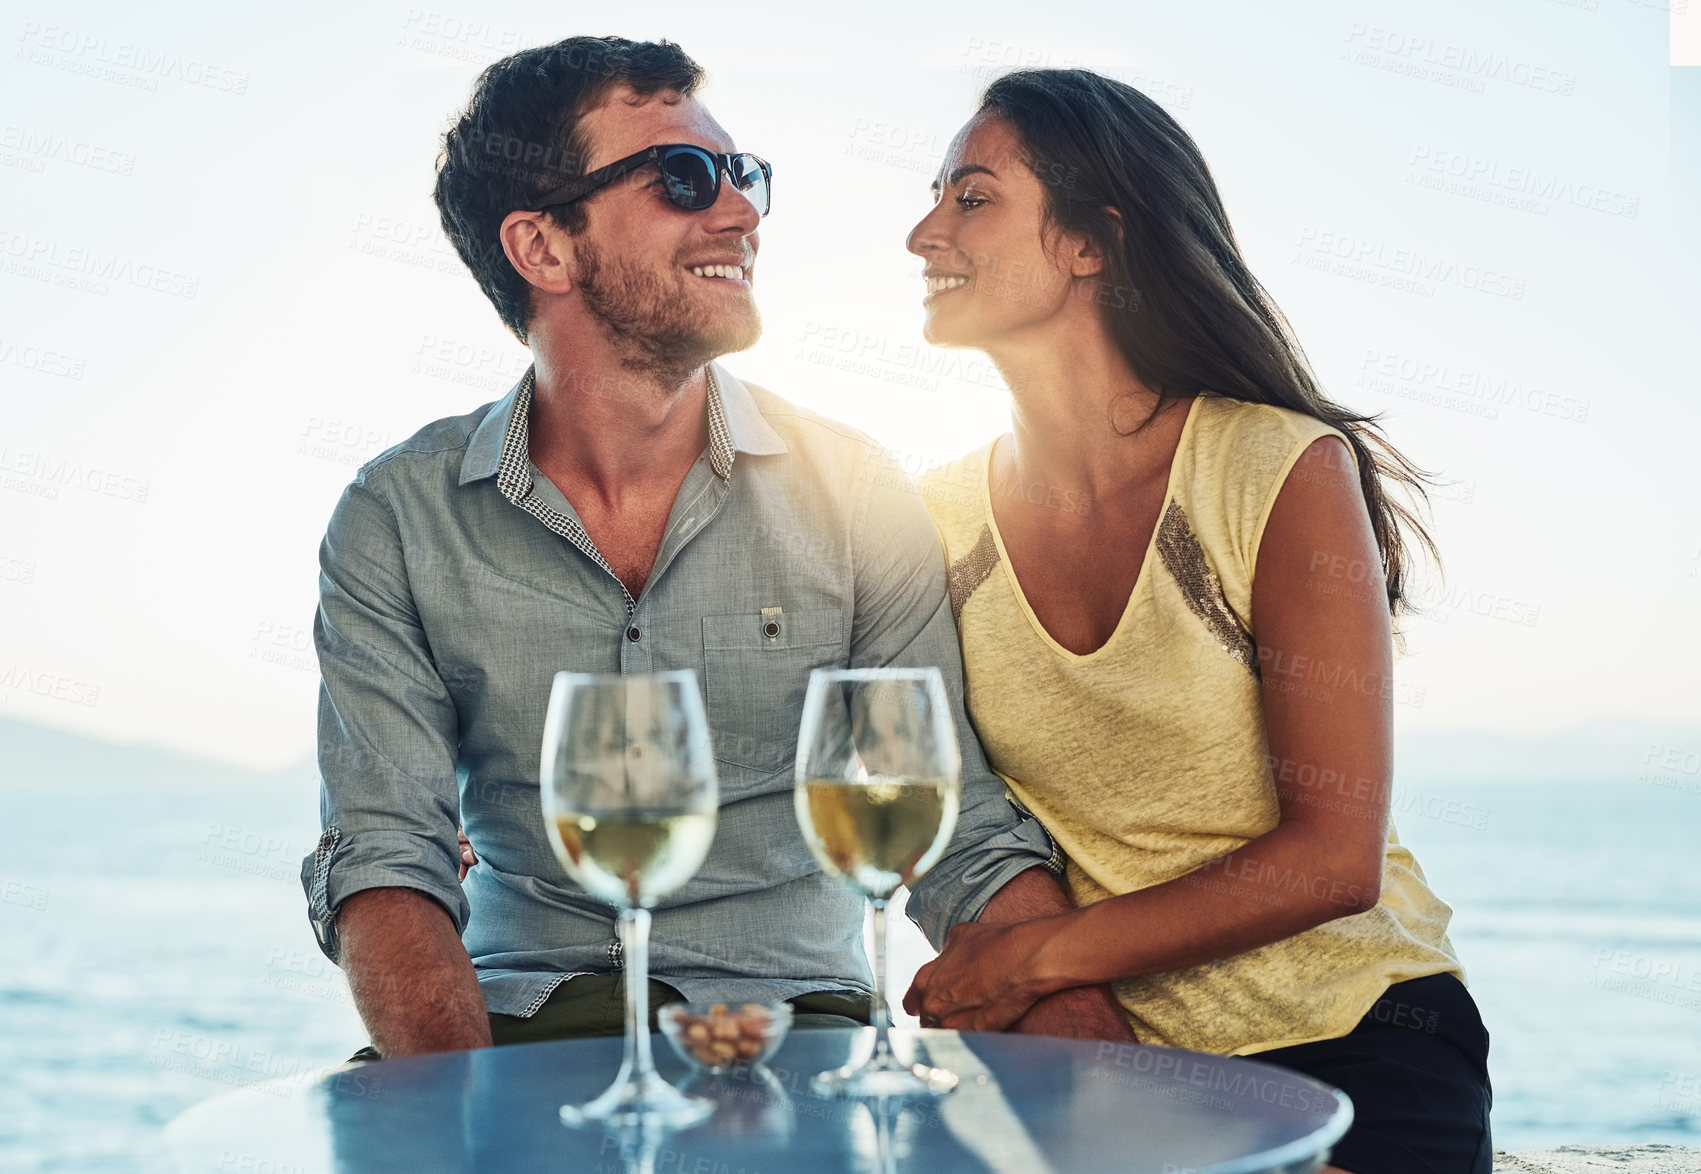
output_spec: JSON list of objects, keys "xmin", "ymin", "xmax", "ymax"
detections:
[{"xmin": 0, "ymin": 716, "xmax": 315, "ymax": 787}]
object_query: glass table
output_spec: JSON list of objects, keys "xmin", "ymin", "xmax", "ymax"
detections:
[{"xmin": 163, "ymin": 1028, "xmax": 1352, "ymax": 1173}]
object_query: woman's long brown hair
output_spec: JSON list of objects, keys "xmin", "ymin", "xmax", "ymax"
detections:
[{"xmin": 980, "ymin": 69, "xmax": 1439, "ymax": 619}]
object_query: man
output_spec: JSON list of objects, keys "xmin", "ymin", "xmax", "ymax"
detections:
[{"xmin": 301, "ymin": 35, "xmax": 1128, "ymax": 1058}]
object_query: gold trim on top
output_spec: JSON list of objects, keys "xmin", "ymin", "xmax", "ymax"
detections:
[
  {"xmin": 1155, "ymin": 501, "xmax": 1259, "ymax": 677},
  {"xmin": 947, "ymin": 524, "xmax": 1001, "ymax": 623}
]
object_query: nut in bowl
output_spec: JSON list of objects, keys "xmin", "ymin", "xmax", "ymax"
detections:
[{"xmin": 659, "ymin": 1002, "xmax": 792, "ymax": 1074}]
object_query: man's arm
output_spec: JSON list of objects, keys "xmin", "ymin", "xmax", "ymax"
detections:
[
  {"xmin": 975, "ymin": 868, "xmax": 1135, "ymax": 1041},
  {"xmin": 339, "ymin": 889, "xmax": 492, "ymax": 1056},
  {"xmin": 844, "ymin": 447, "xmax": 1053, "ymax": 932},
  {"xmin": 301, "ymin": 473, "xmax": 482, "ymax": 1057}
]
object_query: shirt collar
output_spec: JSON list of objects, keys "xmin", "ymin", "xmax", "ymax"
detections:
[
  {"xmin": 458, "ymin": 361, "xmax": 785, "ymax": 489},
  {"xmin": 708, "ymin": 360, "xmax": 788, "ymax": 462}
]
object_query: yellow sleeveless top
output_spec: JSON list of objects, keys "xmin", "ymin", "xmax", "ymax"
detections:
[{"xmin": 918, "ymin": 395, "xmax": 1463, "ymax": 1056}]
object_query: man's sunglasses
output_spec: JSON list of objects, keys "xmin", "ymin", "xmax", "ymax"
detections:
[{"xmin": 533, "ymin": 144, "xmax": 772, "ymax": 216}]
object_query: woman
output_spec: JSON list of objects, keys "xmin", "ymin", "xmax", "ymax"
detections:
[{"xmin": 899, "ymin": 70, "xmax": 1492, "ymax": 1174}]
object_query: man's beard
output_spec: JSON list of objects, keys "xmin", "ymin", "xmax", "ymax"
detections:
[{"xmin": 573, "ymin": 239, "xmax": 762, "ymax": 383}]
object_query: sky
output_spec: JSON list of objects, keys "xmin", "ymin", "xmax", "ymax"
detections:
[{"xmin": 1, "ymin": 0, "xmax": 1697, "ymax": 777}]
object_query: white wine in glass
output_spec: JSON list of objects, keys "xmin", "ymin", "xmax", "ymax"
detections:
[
  {"xmin": 541, "ymin": 670, "xmax": 718, "ymax": 1129},
  {"xmin": 550, "ymin": 810, "xmax": 718, "ymax": 909},
  {"xmin": 794, "ymin": 668, "xmax": 962, "ymax": 1099},
  {"xmin": 797, "ymin": 779, "xmax": 959, "ymax": 900}
]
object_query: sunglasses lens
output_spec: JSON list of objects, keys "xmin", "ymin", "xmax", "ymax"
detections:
[
  {"xmin": 656, "ymin": 148, "xmax": 770, "ymax": 216},
  {"xmin": 731, "ymin": 155, "xmax": 771, "ymax": 216},
  {"xmin": 660, "ymin": 149, "xmax": 718, "ymax": 210}
]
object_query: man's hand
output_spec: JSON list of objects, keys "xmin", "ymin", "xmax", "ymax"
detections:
[
  {"xmin": 338, "ymin": 887, "xmax": 492, "ymax": 1057},
  {"xmin": 456, "ymin": 828, "xmax": 477, "ymax": 881}
]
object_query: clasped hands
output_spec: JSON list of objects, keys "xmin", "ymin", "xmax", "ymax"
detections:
[
  {"xmin": 902, "ymin": 918, "xmax": 1058, "ymax": 1034},
  {"xmin": 460, "ymin": 827, "xmax": 1123, "ymax": 1040},
  {"xmin": 467, "ymin": 825, "xmax": 1050, "ymax": 1032}
]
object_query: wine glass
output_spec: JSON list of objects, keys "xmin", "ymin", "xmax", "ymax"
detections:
[
  {"xmin": 793, "ymin": 667, "xmax": 963, "ymax": 1099},
  {"xmin": 541, "ymin": 670, "xmax": 719, "ymax": 1129}
]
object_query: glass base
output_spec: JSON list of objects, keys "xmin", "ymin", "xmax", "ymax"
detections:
[
  {"xmin": 809, "ymin": 1057, "xmax": 959, "ymax": 1100},
  {"xmin": 559, "ymin": 1069, "xmax": 714, "ymax": 1130}
]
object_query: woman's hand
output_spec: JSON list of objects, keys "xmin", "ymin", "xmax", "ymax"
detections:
[{"xmin": 903, "ymin": 918, "xmax": 1056, "ymax": 1033}]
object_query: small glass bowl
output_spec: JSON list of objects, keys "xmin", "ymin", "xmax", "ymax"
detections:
[{"xmin": 658, "ymin": 1002, "xmax": 793, "ymax": 1074}]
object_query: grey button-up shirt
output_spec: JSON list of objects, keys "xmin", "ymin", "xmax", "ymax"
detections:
[{"xmin": 301, "ymin": 362, "xmax": 1056, "ymax": 1017}]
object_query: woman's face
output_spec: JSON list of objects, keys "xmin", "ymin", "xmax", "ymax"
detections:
[{"xmin": 906, "ymin": 114, "xmax": 1088, "ymax": 352}]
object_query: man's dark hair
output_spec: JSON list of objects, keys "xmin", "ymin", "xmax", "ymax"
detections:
[{"xmin": 433, "ymin": 36, "xmax": 704, "ymax": 344}]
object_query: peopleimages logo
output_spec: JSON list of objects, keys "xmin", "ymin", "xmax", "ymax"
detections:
[
  {"xmin": 0, "ymin": 665, "xmax": 100, "ymax": 707},
  {"xmin": 1641, "ymin": 744, "xmax": 1701, "ymax": 797},
  {"xmin": 15, "ymin": 23, "xmax": 250, "ymax": 95},
  {"xmin": 0, "ymin": 554, "xmax": 37, "ymax": 585},
  {"xmin": 398, "ymin": 9, "xmax": 537, "ymax": 66},
  {"xmin": 0, "ymin": 334, "xmax": 86, "ymax": 380},
  {"xmin": 1590, "ymin": 949, "xmax": 1701, "ymax": 1008},
  {"xmin": 0, "ymin": 878, "xmax": 50, "ymax": 910},
  {"xmin": 0, "ymin": 229, "xmax": 199, "ymax": 298},
  {"xmin": 0, "ymin": 124, "xmax": 136, "ymax": 175},
  {"xmin": 794, "ymin": 321, "xmax": 1010, "ymax": 394},
  {"xmin": 1356, "ymin": 349, "xmax": 1590, "ymax": 425},
  {"xmin": 1342, "ymin": 24, "xmax": 1578, "ymax": 97},
  {"xmin": 1408, "ymin": 147, "xmax": 1639, "ymax": 219},
  {"xmin": 0, "ymin": 445, "xmax": 150, "ymax": 503},
  {"xmin": 1293, "ymin": 228, "xmax": 1526, "ymax": 301},
  {"xmin": 1095, "ymin": 1042, "xmax": 1326, "ymax": 1112}
]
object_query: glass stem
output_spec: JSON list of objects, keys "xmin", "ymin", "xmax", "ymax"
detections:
[
  {"xmin": 870, "ymin": 896, "xmax": 893, "ymax": 1063},
  {"xmin": 619, "ymin": 906, "xmax": 656, "ymax": 1082}
]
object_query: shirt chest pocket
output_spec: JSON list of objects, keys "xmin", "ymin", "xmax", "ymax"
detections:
[{"xmin": 701, "ymin": 608, "xmax": 846, "ymax": 784}]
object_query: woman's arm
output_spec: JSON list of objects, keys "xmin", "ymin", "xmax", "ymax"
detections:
[{"xmin": 905, "ymin": 436, "xmax": 1395, "ymax": 1032}]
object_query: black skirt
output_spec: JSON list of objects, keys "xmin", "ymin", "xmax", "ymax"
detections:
[{"xmin": 1252, "ymin": 972, "xmax": 1493, "ymax": 1173}]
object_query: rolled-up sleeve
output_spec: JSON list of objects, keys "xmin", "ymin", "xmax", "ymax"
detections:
[
  {"xmin": 847, "ymin": 448, "xmax": 1057, "ymax": 949},
  {"xmin": 300, "ymin": 470, "xmax": 468, "ymax": 962}
]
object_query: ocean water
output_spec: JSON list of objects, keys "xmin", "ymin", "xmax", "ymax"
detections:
[{"xmin": 2, "ymin": 777, "xmax": 1698, "ymax": 1171}]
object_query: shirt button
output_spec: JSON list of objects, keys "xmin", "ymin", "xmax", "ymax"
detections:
[
  {"xmin": 627, "ymin": 627, "xmax": 642, "ymax": 642},
  {"xmin": 763, "ymin": 621, "xmax": 781, "ymax": 638}
]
